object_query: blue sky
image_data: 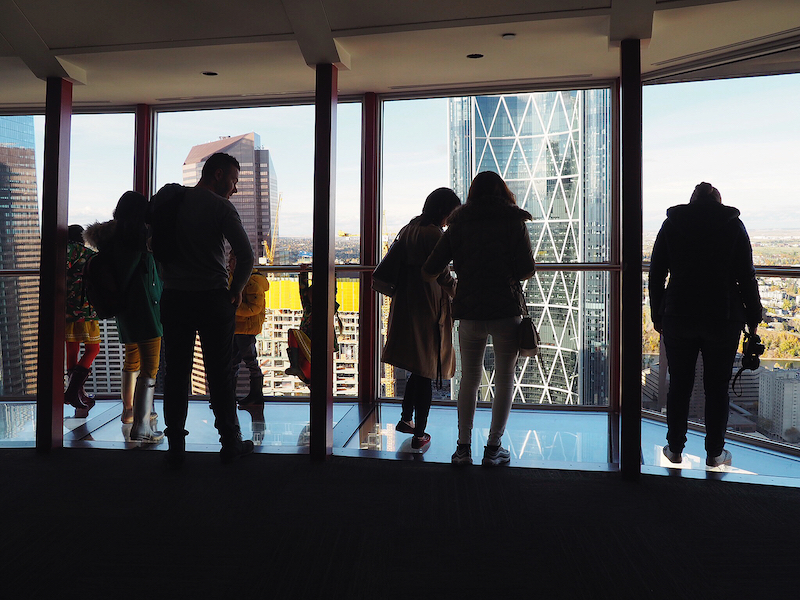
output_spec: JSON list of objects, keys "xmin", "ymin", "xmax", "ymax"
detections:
[{"xmin": 34, "ymin": 72, "xmax": 800, "ymax": 237}]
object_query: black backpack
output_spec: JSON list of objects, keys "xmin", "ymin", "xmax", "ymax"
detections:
[
  {"xmin": 148, "ymin": 184, "xmax": 186, "ymax": 264},
  {"xmin": 82, "ymin": 251, "xmax": 125, "ymax": 319}
]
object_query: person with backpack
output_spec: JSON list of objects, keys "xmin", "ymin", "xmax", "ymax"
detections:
[
  {"xmin": 84, "ymin": 191, "xmax": 164, "ymax": 442},
  {"xmin": 149, "ymin": 152, "xmax": 255, "ymax": 467},
  {"xmin": 65, "ymin": 224, "xmax": 100, "ymax": 413}
]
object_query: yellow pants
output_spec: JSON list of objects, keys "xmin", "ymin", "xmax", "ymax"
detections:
[{"xmin": 123, "ymin": 338, "xmax": 162, "ymax": 379}]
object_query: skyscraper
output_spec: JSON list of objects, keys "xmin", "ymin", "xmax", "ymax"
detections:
[
  {"xmin": 449, "ymin": 90, "xmax": 611, "ymax": 406},
  {"xmin": 0, "ymin": 116, "xmax": 41, "ymax": 396},
  {"xmin": 183, "ymin": 133, "xmax": 279, "ymax": 263}
]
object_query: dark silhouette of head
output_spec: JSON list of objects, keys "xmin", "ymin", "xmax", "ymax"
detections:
[
  {"xmin": 114, "ymin": 191, "xmax": 148, "ymax": 247},
  {"xmin": 466, "ymin": 171, "xmax": 516, "ymax": 205},
  {"xmin": 200, "ymin": 152, "xmax": 240, "ymax": 199},
  {"xmin": 421, "ymin": 187, "xmax": 461, "ymax": 226},
  {"xmin": 68, "ymin": 224, "xmax": 84, "ymax": 244},
  {"xmin": 113, "ymin": 191, "xmax": 148, "ymax": 222},
  {"xmin": 690, "ymin": 182, "xmax": 722, "ymax": 204}
]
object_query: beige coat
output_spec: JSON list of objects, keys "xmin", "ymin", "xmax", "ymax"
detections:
[{"xmin": 381, "ymin": 217, "xmax": 456, "ymax": 381}]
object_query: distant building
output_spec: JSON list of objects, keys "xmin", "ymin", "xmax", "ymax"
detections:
[
  {"xmin": 183, "ymin": 133, "xmax": 278, "ymax": 263},
  {"xmin": 449, "ymin": 90, "xmax": 611, "ymax": 406},
  {"xmin": 0, "ymin": 116, "xmax": 41, "ymax": 396},
  {"xmin": 759, "ymin": 368, "xmax": 800, "ymax": 441}
]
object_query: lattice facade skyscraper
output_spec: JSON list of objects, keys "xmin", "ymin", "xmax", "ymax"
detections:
[
  {"xmin": 449, "ymin": 90, "xmax": 611, "ymax": 405},
  {"xmin": 0, "ymin": 116, "xmax": 41, "ymax": 396}
]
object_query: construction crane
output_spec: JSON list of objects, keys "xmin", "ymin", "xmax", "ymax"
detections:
[{"xmin": 262, "ymin": 193, "xmax": 282, "ymax": 264}]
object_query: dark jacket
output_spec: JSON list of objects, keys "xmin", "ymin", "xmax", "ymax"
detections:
[
  {"xmin": 65, "ymin": 240, "xmax": 97, "ymax": 323},
  {"xmin": 649, "ymin": 198, "xmax": 762, "ymax": 329},
  {"xmin": 84, "ymin": 220, "xmax": 163, "ymax": 343},
  {"xmin": 381, "ymin": 216, "xmax": 456, "ymax": 380},
  {"xmin": 422, "ymin": 197, "xmax": 535, "ymax": 320}
]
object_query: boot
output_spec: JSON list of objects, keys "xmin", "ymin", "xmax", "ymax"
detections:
[
  {"xmin": 64, "ymin": 366, "xmax": 90, "ymax": 410},
  {"xmin": 238, "ymin": 375, "xmax": 264, "ymax": 406},
  {"xmin": 284, "ymin": 347, "xmax": 304, "ymax": 378},
  {"xmin": 129, "ymin": 376, "xmax": 164, "ymax": 443},
  {"xmin": 77, "ymin": 379, "xmax": 95, "ymax": 410},
  {"xmin": 165, "ymin": 432, "xmax": 186, "ymax": 469},
  {"xmin": 121, "ymin": 370, "xmax": 138, "ymax": 424}
]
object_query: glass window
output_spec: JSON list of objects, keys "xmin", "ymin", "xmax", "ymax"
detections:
[{"xmin": 381, "ymin": 90, "xmax": 612, "ymax": 406}]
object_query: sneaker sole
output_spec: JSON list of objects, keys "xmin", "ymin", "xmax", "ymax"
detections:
[{"xmin": 481, "ymin": 457, "xmax": 510, "ymax": 467}]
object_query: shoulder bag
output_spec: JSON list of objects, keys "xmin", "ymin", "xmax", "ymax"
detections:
[
  {"xmin": 517, "ymin": 282, "xmax": 540, "ymax": 357},
  {"xmin": 372, "ymin": 236, "xmax": 405, "ymax": 297}
]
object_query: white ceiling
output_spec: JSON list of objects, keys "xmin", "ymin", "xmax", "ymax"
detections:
[{"xmin": 1, "ymin": 0, "xmax": 799, "ymax": 110}]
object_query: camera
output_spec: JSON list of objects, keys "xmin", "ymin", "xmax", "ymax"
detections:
[{"xmin": 741, "ymin": 329, "xmax": 765, "ymax": 371}]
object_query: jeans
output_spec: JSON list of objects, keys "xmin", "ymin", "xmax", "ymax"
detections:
[
  {"xmin": 456, "ymin": 317, "xmax": 521, "ymax": 446},
  {"xmin": 160, "ymin": 288, "xmax": 240, "ymax": 443},
  {"xmin": 401, "ymin": 373, "xmax": 432, "ymax": 437},
  {"xmin": 661, "ymin": 316, "xmax": 742, "ymax": 456}
]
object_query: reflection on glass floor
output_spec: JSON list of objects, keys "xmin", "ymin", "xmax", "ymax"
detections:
[
  {"xmin": 0, "ymin": 400, "xmax": 352, "ymax": 451},
  {"xmin": 345, "ymin": 405, "xmax": 612, "ymax": 469},
  {"xmin": 641, "ymin": 420, "xmax": 800, "ymax": 480},
  {"xmin": 3, "ymin": 400, "xmax": 798, "ymax": 485}
]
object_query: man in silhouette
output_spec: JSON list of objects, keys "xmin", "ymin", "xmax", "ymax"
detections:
[
  {"xmin": 150, "ymin": 152, "xmax": 255, "ymax": 466},
  {"xmin": 650, "ymin": 182, "xmax": 762, "ymax": 469}
]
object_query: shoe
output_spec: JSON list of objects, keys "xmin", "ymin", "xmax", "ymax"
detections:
[
  {"xmin": 451, "ymin": 444, "xmax": 472, "ymax": 466},
  {"xmin": 662, "ymin": 445, "xmax": 682, "ymax": 464},
  {"xmin": 482, "ymin": 444, "xmax": 511, "ymax": 467},
  {"xmin": 220, "ymin": 438, "xmax": 255, "ymax": 464},
  {"xmin": 411, "ymin": 433, "xmax": 430, "ymax": 451},
  {"xmin": 706, "ymin": 449, "xmax": 732, "ymax": 468},
  {"xmin": 396, "ymin": 419, "xmax": 415, "ymax": 435},
  {"xmin": 165, "ymin": 435, "xmax": 186, "ymax": 470}
]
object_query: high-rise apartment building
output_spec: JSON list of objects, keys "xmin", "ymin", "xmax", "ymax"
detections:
[
  {"xmin": 183, "ymin": 133, "xmax": 278, "ymax": 263},
  {"xmin": 759, "ymin": 368, "xmax": 800, "ymax": 442},
  {"xmin": 449, "ymin": 91, "xmax": 611, "ymax": 405},
  {"xmin": 0, "ymin": 116, "xmax": 41, "ymax": 396}
]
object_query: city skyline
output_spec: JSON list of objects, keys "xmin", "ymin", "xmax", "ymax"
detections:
[{"xmin": 27, "ymin": 71, "xmax": 800, "ymax": 239}]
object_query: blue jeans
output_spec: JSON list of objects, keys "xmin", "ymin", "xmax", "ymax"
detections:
[
  {"xmin": 456, "ymin": 317, "xmax": 521, "ymax": 446},
  {"xmin": 661, "ymin": 316, "xmax": 742, "ymax": 456},
  {"xmin": 160, "ymin": 288, "xmax": 240, "ymax": 443}
]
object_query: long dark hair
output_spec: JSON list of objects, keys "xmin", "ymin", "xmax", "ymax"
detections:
[
  {"xmin": 420, "ymin": 187, "xmax": 461, "ymax": 226},
  {"xmin": 466, "ymin": 171, "xmax": 516, "ymax": 206},
  {"xmin": 113, "ymin": 191, "xmax": 148, "ymax": 249}
]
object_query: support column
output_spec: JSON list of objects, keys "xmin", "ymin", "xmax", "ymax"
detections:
[
  {"xmin": 310, "ymin": 64, "xmax": 337, "ymax": 460},
  {"xmin": 36, "ymin": 77, "xmax": 72, "ymax": 451},
  {"xmin": 358, "ymin": 92, "xmax": 379, "ymax": 408},
  {"xmin": 134, "ymin": 104, "xmax": 153, "ymax": 196},
  {"xmin": 620, "ymin": 39, "xmax": 643, "ymax": 480}
]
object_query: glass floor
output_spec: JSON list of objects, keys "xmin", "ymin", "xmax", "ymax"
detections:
[{"xmin": 2, "ymin": 400, "xmax": 799, "ymax": 486}]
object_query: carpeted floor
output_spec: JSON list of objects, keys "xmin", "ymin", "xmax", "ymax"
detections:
[{"xmin": 1, "ymin": 447, "xmax": 798, "ymax": 599}]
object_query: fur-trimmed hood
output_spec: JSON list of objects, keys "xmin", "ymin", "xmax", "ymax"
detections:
[
  {"xmin": 82, "ymin": 219, "xmax": 117, "ymax": 251},
  {"xmin": 446, "ymin": 196, "xmax": 532, "ymax": 225}
]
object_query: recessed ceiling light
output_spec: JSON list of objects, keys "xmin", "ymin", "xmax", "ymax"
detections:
[
  {"xmin": 467, "ymin": 53, "xmax": 484, "ymax": 59},
  {"xmin": 202, "ymin": 71, "xmax": 218, "ymax": 76},
  {"xmin": 502, "ymin": 33, "xmax": 516, "ymax": 40}
]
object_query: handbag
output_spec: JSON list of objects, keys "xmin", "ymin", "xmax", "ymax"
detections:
[
  {"xmin": 372, "ymin": 236, "xmax": 405, "ymax": 297},
  {"xmin": 517, "ymin": 282, "xmax": 540, "ymax": 357}
]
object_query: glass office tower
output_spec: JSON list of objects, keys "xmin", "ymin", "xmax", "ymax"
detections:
[
  {"xmin": 183, "ymin": 132, "xmax": 279, "ymax": 264},
  {"xmin": 0, "ymin": 116, "xmax": 41, "ymax": 396},
  {"xmin": 449, "ymin": 90, "xmax": 610, "ymax": 405}
]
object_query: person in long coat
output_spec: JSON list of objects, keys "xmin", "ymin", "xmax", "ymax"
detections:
[
  {"xmin": 423, "ymin": 172, "xmax": 536, "ymax": 467},
  {"xmin": 381, "ymin": 188, "xmax": 461, "ymax": 451},
  {"xmin": 85, "ymin": 191, "xmax": 164, "ymax": 442}
]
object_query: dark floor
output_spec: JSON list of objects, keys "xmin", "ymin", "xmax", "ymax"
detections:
[{"xmin": 2, "ymin": 447, "xmax": 799, "ymax": 599}]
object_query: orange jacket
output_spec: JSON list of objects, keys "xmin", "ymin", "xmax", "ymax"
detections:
[{"xmin": 234, "ymin": 271, "xmax": 269, "ymax": 335}]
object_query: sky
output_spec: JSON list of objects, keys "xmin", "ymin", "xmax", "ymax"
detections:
[{"xmin": 33, "ymin": 72, "xmax": 800, "ymax": 238}]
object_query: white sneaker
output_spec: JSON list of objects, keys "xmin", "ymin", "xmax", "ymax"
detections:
[
  {"xmin": 662, "ymin": 445, "xmax": 682, "ymax": 464},
  {"xmin": 706, "ymin": 449, "xmax": 732, "ymax": 468}
]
